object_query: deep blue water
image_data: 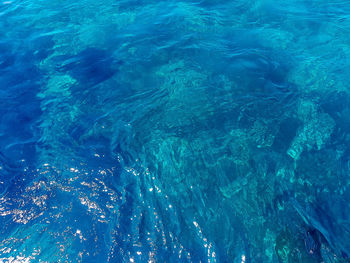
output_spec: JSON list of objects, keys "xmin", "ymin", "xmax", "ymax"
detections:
[{"xmin": 1, "ymin": 0, "xmax": 350, "ymax": 262}]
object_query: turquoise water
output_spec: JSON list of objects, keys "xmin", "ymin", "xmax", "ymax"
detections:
[{"xmin": 1, "ymin": 0, "xmax": 350, "ymax": 262}]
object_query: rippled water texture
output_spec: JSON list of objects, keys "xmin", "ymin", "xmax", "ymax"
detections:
[{"xmin": 1, "ymin": 0, "xmax": 350, "ymax": 262}]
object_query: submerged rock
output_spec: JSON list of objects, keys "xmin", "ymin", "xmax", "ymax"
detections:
[{"xmin": 287, "ymin": 100, "xmax": 335, "ymax": 159}]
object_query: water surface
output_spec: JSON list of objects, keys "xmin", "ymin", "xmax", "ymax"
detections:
[{"xmin": 1, "ymin": 0, "xmax": 350, "ymax": 262}]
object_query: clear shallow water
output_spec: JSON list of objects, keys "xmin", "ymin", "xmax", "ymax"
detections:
[{"xmin": 1, "ymin": 0, "xmax": 350, "ymax": 262}]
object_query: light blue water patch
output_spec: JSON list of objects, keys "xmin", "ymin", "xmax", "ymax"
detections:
[{"xmin": 0, "ymin": 0, "xmax": 350, "ymax": 262}]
